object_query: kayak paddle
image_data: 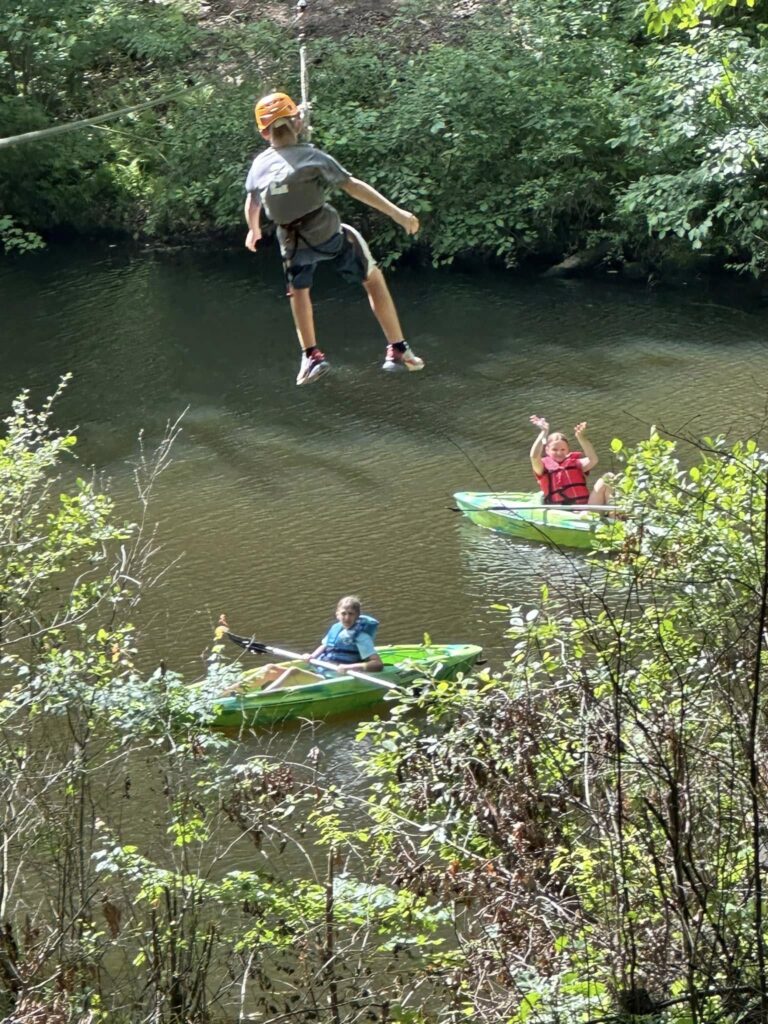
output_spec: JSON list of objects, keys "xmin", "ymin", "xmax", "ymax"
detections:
[{"xmin": 220, "ymin": 626, "xmax": 401, "ymax": 692}]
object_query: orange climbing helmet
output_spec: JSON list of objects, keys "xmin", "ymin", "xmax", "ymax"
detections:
[{"xmin": 254, "ymin": 92, "xmax": 299, "ymax": 131}]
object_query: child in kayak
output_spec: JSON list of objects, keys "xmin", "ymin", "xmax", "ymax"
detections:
[
  {"xmin": 529, "ymin": 414, "xmax": 613, "ymax": 506},
  {"xmin": 218, "ymin": 597, "xmax": 384, "ymax": 692},
  {"xmin": 244, "ymin": 92, "xmax": 424, "ymax": 385},
  {"xmin": 306, "ymin": 595, "xmax": 384, "ymax": 672}
]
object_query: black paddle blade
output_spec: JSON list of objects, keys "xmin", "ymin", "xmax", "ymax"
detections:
[{"xmin": 225, "ymin": 631, "xmax": 269, "ymax": 655}]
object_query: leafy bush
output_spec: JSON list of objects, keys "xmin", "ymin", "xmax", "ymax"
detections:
[
  {"xmin": 2, "ymin": 0, "xmax": 768, "ymax": 273},
  {"xmin": 352, "ymin": 430, "xmax": 768, "ymax": 1022}
]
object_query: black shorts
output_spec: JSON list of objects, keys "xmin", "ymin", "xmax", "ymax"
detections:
[{"xmin": 284, "ymin": 224, "xmax": 377, "ymax": 290}]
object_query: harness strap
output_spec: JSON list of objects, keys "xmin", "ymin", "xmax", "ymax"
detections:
[
  {"xmin": 279, "ymin": 206, "xmax": 324, "ymax": 232},
  {"xmin": 279, "ymin": 206, "xmax": 333, "ymax": 262}
]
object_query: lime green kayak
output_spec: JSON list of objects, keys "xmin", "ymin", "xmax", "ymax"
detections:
[
  {"xmin": 454, "ymin": 491, "xmax": 615, "ymax": 550},
  {"xmin": 208, "ymin": 643, "xmax": 482, "ymax": 728}
]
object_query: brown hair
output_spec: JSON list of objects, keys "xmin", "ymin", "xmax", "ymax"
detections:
[
  {"xmin": 268, "ymin": 120, "xmax": 299, "ymax": 146},
  {"xmin": 336, "ymin": 595, "xmax": 362, "ymax": 615}
]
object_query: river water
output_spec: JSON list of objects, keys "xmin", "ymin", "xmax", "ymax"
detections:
[{"xmin": 2, "ymin": 244, "xmax": 767, "ymax": 776}]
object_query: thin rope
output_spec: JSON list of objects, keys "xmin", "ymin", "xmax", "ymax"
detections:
[
  {"xmin": 0, "ymin": 88, "xmax": 194, "ymax": 151},
  {"xmin": 296, "ymin": 0, "xmax": 313, "ymax": 139}
]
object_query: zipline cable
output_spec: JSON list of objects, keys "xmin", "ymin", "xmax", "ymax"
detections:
[{"xmin": 0, "ymin": 87, "xmax": 195, "ymax": 151}]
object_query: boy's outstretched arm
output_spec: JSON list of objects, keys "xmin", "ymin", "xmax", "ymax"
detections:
[
  {"xmin": 244, "ymin": 194, "xmax": 262, "ymax": 251},
  {"xmin": 341, "ymin": 177, "xmax": 419, "ymax": 235}
]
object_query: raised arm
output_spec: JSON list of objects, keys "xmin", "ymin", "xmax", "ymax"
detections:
[
  {"xmin": 340, "ymin": 177, "xmax": 419, "ymax": 235},
  {"xmin": 573, "ymin": 422, "xmax": 599, "ymax": 472},
  {"xmin": 244, "ymin": 193, "xmax": 262, "ymax": 251},
  {"xmin": 529, "ymin": 414, "xmax": 549, "ymax": 475}
]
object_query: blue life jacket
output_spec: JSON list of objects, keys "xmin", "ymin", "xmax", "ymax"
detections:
[{"xmin": 319, "ymin": 614, "xmax": 379, "ymax": 664}]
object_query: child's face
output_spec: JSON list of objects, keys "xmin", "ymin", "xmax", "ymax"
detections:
[
  {"xmin": 546, "ymin": 437, "xmax": 570, "ymax": 463},
  {"xmin": 337, "ymin": 604, "xmax": 359, "ymax": 627}
]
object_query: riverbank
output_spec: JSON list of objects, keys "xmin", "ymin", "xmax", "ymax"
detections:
[{"xmin": 14, "ymin": 224, "xmax": 768, "ymax": 297}]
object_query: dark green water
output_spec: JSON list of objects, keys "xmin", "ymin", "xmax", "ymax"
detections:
[{"xmin": 2, "ymin": 244, "xmax": 768, "ymax": 763}]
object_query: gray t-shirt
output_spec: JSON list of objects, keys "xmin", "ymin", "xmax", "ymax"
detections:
[{"xmin": 245, "ymin": 143, "xmax": 351, "ymax": 252}]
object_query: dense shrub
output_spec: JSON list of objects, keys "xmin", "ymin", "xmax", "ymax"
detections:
[{"xmin": 2, "ymin": 0, "xmax": 768, "ymax": 273}]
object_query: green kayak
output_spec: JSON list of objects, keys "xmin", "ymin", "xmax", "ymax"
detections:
[
  {"xmin": 454, "ymin": 490, "xmax": 615, "ymax": 550},
  {"xmin": 208, "ymin": 643, "xmax": 482, "ymax": 728}
]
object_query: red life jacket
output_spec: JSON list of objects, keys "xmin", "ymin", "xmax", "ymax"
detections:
[{"xmin": 537, "ymin": 452, "xmax": 590, "ymax": 505}]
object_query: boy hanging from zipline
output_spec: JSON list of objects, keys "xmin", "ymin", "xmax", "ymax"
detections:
[{"xmin": 244, "ymin": 92, "xmax": 425, "ymax": 385}]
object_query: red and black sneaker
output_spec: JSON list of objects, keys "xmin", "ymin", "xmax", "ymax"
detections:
[
  {"xmin": 382, "ymin": 343, "xmax": 425, "ymax": 373},
  {"xmin": 296, "ymin": 348, "xmax": 331, "ymax": 385}
]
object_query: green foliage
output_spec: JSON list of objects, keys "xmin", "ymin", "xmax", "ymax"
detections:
[
  {"xmin": 0, "ymin": 383, "xmax": 468, "ymax": 1021},
  {"xmin": 353, "ymin": 431, "xmax": 768, "ymax": 1022},
  {"xmin": 0, "ymin": 376, "xmax": 134, "ymax": 654},
  {"xmin": 646, "ymin": 0, "xmax": 763, "ymax": 34},
  {"xmin": 609, "ymin": 23, "xmax": 768, "ymax": 273},
  {"xmin": 0, "ymin": 0, "xmax": 202, "ymax": 102},
  {"xmin": 2, "ymin": 0, "xmax": 768, "ymax": 272},
  {"xmin": 0, "ymin": 213, "xmax": 43, "ymax": 252},
  {"xmin": 311, "ymin": 9, "xmax": 634, "ymax": 266},
  {"xmin": 0, "ymin": 0, "xmax": 233, "ymax": 233},
  {"xmin": 3, "ymin": 385, "xmax": 768, "ymax": 1022}
]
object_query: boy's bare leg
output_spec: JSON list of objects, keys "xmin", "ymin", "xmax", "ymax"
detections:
[
  {"xmin": 290, "ymin": 286, "xmax": 332, "ymax": 383},
  {"xmin": 288, "ymin": 287, "xmax": 317, "ymax": 349},
  {"xmin": 223, "ymin": 663, "xmax": 280, "ymax": 695},
  {"xmin": 262, "ymin": 667, "xmax": 300, "ymax": 691},
  {"xmin": 362, "ymin": 267, "xmax": 404, "ymax": 342}
]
